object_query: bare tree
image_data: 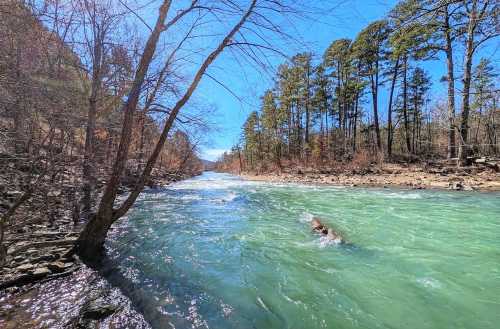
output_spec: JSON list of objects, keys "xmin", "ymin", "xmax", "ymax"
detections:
[{"xmin": 75, "ymin": 0, "xmax": 302, "ymax": 260}]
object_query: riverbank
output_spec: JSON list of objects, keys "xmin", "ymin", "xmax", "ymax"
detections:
[
  {"xmin": 240, "ymin": 163, "xmax": 500, "ymax": 191},
  {"xmin": 0, "ymin": 170, "xmax": 199, "ymax": 328}
]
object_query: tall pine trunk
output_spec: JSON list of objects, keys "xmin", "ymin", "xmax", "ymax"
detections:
[
  {"xmin": 459, "ymin": 1, "xmax": 477, "ymax": 165},
  {"xmin": 444, "ymin": 6, "xmax": 456, "ymax": 159},
  {"xmin": 402, "ymin": 54, "xmax": 411, "ymax": 154},
  {"xmin": 371, "ymin": 60, "xmax": 381, "ymax": 150},
  {"xmin": 387, "ymin": 56, "xmax": 400, "ymax": 158}
]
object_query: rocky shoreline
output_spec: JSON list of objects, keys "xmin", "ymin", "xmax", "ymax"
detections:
[
  {"xmin": 0, "ymin": 171, "xmax": 197, "ymax": 328},
  {"xmin": 0, "ymin": 264, "xmax": 151, "ymax": 328},
  {"xmin": 240, "ymin": 163, "xmax": 500, "ymax": 191}
]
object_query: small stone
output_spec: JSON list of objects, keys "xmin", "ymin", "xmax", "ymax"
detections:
[
  {"xmin": 47, "ymin": 261, "xmax": 72, "ymax": 272},
  {"xmin": 16, "ymin": 263, "xmax": 34, "ymax": 272},
  {"xmin": 32, "ymin": 267, "xmax": 51, "ymax": 276}
]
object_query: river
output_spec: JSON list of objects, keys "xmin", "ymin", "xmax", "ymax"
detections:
[{"xmin": 102, "ymin": 171, "xmax": 500, "ymax": 328}]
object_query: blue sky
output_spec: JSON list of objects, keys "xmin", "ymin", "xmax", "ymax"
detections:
[
  {"xmin": 185, "ymin": 0, "xmax": 497, "ymax": 161},
  {"xmin": 196, "ymin": 0, "xmax": 399, "ymax": 161}
]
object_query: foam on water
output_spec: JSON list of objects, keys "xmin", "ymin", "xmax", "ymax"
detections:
[
  {"xmin": 180, "ymin": 194, "xmax": 202, "ymax": 201},
  {"xmin": 171, "ymin": 173, "xmax": 260, "ymax": 191},
  {"xmin": 416, "ymin": 277, "xmax": 442, "ymax": 289},
  {"xmin": 383, "ymin": 192, "xmax": 424, "ymax": 199},
  {"xmin": 317, "ymin": 236, "xmax": 343, "ymax": 248},
  {"xmin": 299, "ymin": 212, "xmax": 315, "ymax": 223}
]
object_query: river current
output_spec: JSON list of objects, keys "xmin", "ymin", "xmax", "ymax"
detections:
[{"xmin": 103, "ymin": 171, "xmax": 500, "ymax": 329}]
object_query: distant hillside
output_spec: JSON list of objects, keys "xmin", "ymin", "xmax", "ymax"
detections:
[{"xmin": 201, "ymin": 159, "xmax": 216, "ymax": 171}]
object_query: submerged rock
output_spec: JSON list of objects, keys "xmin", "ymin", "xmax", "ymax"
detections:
[{"xmin": 81, "ymin": 298, "xmax": 119, "ymax": 320}]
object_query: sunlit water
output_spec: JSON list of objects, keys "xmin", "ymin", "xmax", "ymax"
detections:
[{"xmin": 103, "ymin": 171, "xmax": 500, "ymax": 329}]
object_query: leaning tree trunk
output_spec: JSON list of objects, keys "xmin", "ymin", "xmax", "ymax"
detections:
[
  {"xmin": 76, "ymin": 0, "xmax": 257, "ymax": 261},
  {"xmin": 76, "ymin": 0, "xmax": 172, "ymax": 261}
]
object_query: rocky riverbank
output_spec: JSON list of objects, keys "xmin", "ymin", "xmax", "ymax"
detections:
[
  {"xmin": 241, "ymin": 163, "xmax": 500, "ymax": 191},
  {"xmin": 0, "ymin": 264, "xmax": 151, "ymax": 328},
  {"xmin": 0, "ymin": 170, "xmax": 198, "ymax": 328}
]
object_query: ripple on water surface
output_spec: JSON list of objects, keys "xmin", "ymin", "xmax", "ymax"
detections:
[
  {"xmin": 104, "ymin": 172, "xmax": 500, "ymax": 329},
  {"xmin": 5, "ymin": 172, "xmax": 499, "ymax": 329}
]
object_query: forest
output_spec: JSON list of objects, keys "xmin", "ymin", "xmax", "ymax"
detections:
[{"xmin": 216, "ymin": 0, "xmax": 499, "ymax": 173}]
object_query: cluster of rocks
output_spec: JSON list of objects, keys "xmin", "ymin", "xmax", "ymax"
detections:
[
  {"xmin": 0, "ymin": 227, "xmax": 80, "ymax": 292},
  {"xmin": 243, "ymin": 162, "xmax": 500, "ymax": 191}
]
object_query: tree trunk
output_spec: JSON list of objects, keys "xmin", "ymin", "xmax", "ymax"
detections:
[
  {"xmin": 459, "ymin": 1, "xmax": 477, "ymax": 165},
  {"xmin": 387, "ymin": 56, "xmax": 400, "ymax": 158},
  {"xmin": 76, "ymin": 0, "xmax": 173, "ymax": 260},
  {"xmin": 444, "ymin": 6, "xmax": 456, "ymax": 159},
  {"xmin": 402, "ymin": 54, "xmax": 411, "ymax": 154},
  {"xmin": 76, "ymin": 0, "xmax": 257, "ymax": 261},
  {"xmin": 371, "ymin": 60, "xmax": 381, "ymax": 150},
  {"xmin": 353, "ymin": 93, "xmax": 359, "ymax": 153},
  {"xmin": 82, "ymin": 35, "xmax": 103, "ymax": 217}
]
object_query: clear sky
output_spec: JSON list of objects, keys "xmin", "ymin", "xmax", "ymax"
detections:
[
  {"xmin": 196, "ymin": 0, "xmax": 399, "ymax": 161},
  {"xmin": 190, "ymin": 0, "xmax": 497, "ymax": 161}
]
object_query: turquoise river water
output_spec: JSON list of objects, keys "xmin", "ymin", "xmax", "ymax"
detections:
[{"xmin": 104, "ymin": 171, "xmax": 500, "ymax": 329}]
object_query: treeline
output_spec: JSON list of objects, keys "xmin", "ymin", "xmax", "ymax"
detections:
[
  {"xmin": 216, "ymin": 0, "xmax": 499, "ymax": 173},
  {"xmin": 0, "ymin": 1, "xmax": 203, "ymax": 182}
]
